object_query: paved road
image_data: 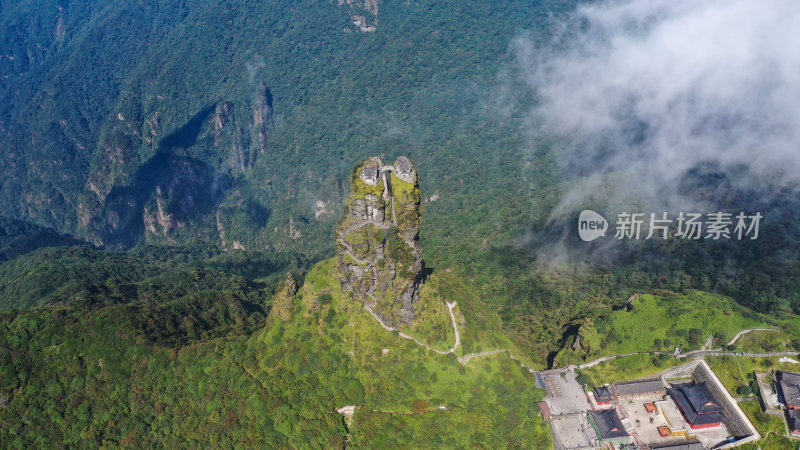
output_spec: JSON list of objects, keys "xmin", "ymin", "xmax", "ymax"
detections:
[
  {"xmin": 578, "ymin": 352, "xmax": 643, "ymax": 369},
  {"xmin": 678, "ymin": 350, "xmax": 797, "ymax": 359},
  {"xmin": 573, "ymin": 326, "xmax": 795, "ymax": 370},
  {"xmin": 702, "ymin": 335, "xmax": 714, "ymax": 351},
  {"xmin": 345, "ymin": 178, "xmax": 505, "ymax": 361}
]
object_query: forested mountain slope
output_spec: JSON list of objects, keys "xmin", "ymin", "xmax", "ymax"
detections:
[
  {"xmin": 0, "ymin": 0, "xmax": 571, "ymax": 259},
  {"xmin": 0, "ymin": 248, "xmax": 551, "ymax": 447}
]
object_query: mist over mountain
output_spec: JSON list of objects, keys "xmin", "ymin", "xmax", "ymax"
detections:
[
  {"xmin": 494, "ymin": 0, "xmax": 800, "ymax": 315},
  {"xmin": 519, "ymin": 0, "xmax": 800, "ymax": 212}
]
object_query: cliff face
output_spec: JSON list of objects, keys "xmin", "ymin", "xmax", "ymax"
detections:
[
  {"xmin": 267, "ymin": 273, "xmax": 298, "ymax": 324},
  {"xmin": 337, "ymin": 157, "xmax": 422, "ymax": 326},
  {"xmin": 338, "ymin": 0, "xmax": 378, "ymax": 32}
]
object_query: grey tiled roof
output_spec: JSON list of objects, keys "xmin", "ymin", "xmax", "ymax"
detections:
[
  {"xmin": 362, "ymin": 166, "xmax": 379, "ymax": 178},
  {"xmin": 589, "ymin": 409, "xmax": 628, "ymax": 440},
  {"xmin": 594, "ymin": 386, "xmax": 613, "ymax": 401},
  {"xmin": 779, "ymin": 371, "xmax": 800, "ymax": 406},
  {"xmin": 667, "ymin": 382, "xmax": 726, "ymax": 426},
  {"xmin": 648, "ymin": 440, "xmax": 704, "ymax": 450},
  {"xmin": 614, "ymin": 379, "xmax": 665, "ymax": 396},
  {"xmin": 788, "ymin": 408, "xmax": 800, "ymax": 432}
]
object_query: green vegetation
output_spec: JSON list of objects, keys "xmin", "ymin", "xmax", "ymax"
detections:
[
  {"xmin": 560, "ymin": 291, "xmax": 800, "ymax": 393},
  {"xmin": 2, "ymin": 0, "xmax": 800, "ymax": 371},
  {"xmin": 706, "ymin": 356, "xmax": 800, "ymax": 395},
  {"xmin": 5, "ymin": 1, "xmax": 800, "ymax": 447},
  {"xmin": 389, "ymin": 172, "xmax": 418, "ymax": 211},
  {"xmin": 0, "ymin": 245, "xmax": 279, "ymax": 312},
  {"xmin": 350, "ymin": 162, "xmax": 386, "ymax": 199},
  {"xmin": 402, "ymin": 279, "xmax": 457, "ymax": 352},
  {"xmin": 738, "ymin": 401, "xmax": 794, "ymax": 450},
  {"xmin": 577, "ymin": 354, "xmax": 682, "ymax": 387},
  {"xmin": 0, "ymin": 217, "xmax": 82, "ymax": 263},
  {"xmin": 735, "ymin": 330, "xmax": 797, "ymax": 353},
  {"xmin": 400, "ymin": 269, "xmax": 525, "ymax": 360},
  {"xmin": 0, "ymin": 0, "xmax": 575, "ymax": 263},
  {"xmin": 555, "ymin": 291, "xmax": 800, "ymax": 367},
  {"xmin": 267, "ymin": 258, "xmax": 552, "ymax": 447},
  {"xmin": 438, "ymin": 272, "xmax": 519, "ymax": 359},
  {"xmin": 0, "ymin": 252, "xmax": 550, "ymax": 447}
]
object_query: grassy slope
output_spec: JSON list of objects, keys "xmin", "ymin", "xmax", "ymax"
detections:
[
  {"xmin": 705, "ymin": 356, "xmax": 800, "ymax": 396},
  {"xmin": 559, "ymin": 289, "xmax": 800, "ymax": 449},
  {"xmin": 734, "ymin": 330, "xmax": 795, "ymax": 353},
  {"xmin": 288, "ymin": 258, "xmax": 551, "ymax": 448},
  {"xmin": 579, "ymin": 354, "xmax": 684, "ymax": 386},
  {"xmin": 556, "ymin": 291, "xmax": 800, "ymax": 367},
  {"xmin": 738, "ymin": 401, "xmax": 795, "ymax": 450}
]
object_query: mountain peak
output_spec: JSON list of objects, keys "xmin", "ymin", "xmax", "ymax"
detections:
[{"xmin": 336, "ymin": 156, "xmax": 423, "ymax": 326}]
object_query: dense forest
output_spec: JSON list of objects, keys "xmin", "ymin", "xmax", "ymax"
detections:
[
  {"xmin": 0, "ymin": 0, "xmax": 564, "ymax": 254},
  {"xmin": 0, "ymin": 250, "xmax": 552, "ymax": 447}
]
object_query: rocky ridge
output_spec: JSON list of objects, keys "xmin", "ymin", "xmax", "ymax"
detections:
[{"xmin": 337, "ymin": 156, "xmax": 422, "ymax": 326}]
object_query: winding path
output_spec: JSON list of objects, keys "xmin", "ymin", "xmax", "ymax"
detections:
[
  {"xmin": 446, "ymin": 301, "xmax": 460, "ymax": 351},
  {"xmin": 363, "ymin": 297, "xmax": 537, "ymax": 373},
  {"xmin": 574, "ymin": 328, "xmax": 791, "ymax": 369},
  {"xmin": 342, "ymin": 206, "xmax": 477, "ymax": 359},
  {"xmin": 726, "ymin": 328, "xmax": 779, "ymax": 346},
  {"xmin": 678, "ymin": 350, "xmax": 797, "ymax": 359},
  {"xmin": 363, "ymin": 302, "xmax": 459, "ymax": 355},
  {"xmin": 578, "ymin": 352, "xmax": 642, "ymax": 369},
  {"xmin": 339, "ymin": 219, "xmax": 390, "ymax": 262},
  {"xmin": 458, "ymin": 349, "xmax": 506, "ymax": 364},
  {"xmin": 362, "ymin": 289, "xmax": 794, "ymax": 378},
  {"xmin": 577, "ymin": 349, "xmax": 798, "ymax": 370},
  {"xmin": 339, "ymin": 171, "xmax": 535, "ymax": 372}
]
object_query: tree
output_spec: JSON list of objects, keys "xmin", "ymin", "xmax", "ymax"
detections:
[
  {"xmin": 737, "ymin": 385, "xmax": 752, "ymax": 397},
  {"xmin": 688, "ymin": 328, "xmax": 704, "ymax": 347},
  {"xmin": 575, "ymin": 372, "xmax": 592, "ymax": 387}
]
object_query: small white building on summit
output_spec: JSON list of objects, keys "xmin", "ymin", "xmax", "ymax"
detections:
[
  {"xmin": 360, "ymin": 158, "xmax": 381, "ymax": 185},
  {"xmin": 359, "ymin": 156, "xmax": 416, "ymax": 185},
  {"xmin": 394, "ymin": 156, "xmax": 414, "ymax": 182}
]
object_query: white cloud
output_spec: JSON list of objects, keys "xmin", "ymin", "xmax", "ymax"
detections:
[{"xmin": 519, "ymin": 0, "xmax": 800, "ymax": 204}]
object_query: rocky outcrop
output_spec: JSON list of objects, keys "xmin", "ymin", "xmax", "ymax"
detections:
[
  {"xmin": 268, "ymin": 273, "xmax": 298, "ymax": 323},
  {"xmin": 337, "ymin": 157, "xmax": 423, "ymax": 326},
  {"xmin": 338, "ymin": 0, "xmax": 378, "ymax": 32},
  {"xmin": 80, "ymin": 86, "xmax": 273, "ymax": 246},
  {"xmin": 251, "ymin": 83, "xmax": 273, "ymax": 167},
  {"xmin": 143, "ymin": 186, "xmax": 182, "ymax": 238}
]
